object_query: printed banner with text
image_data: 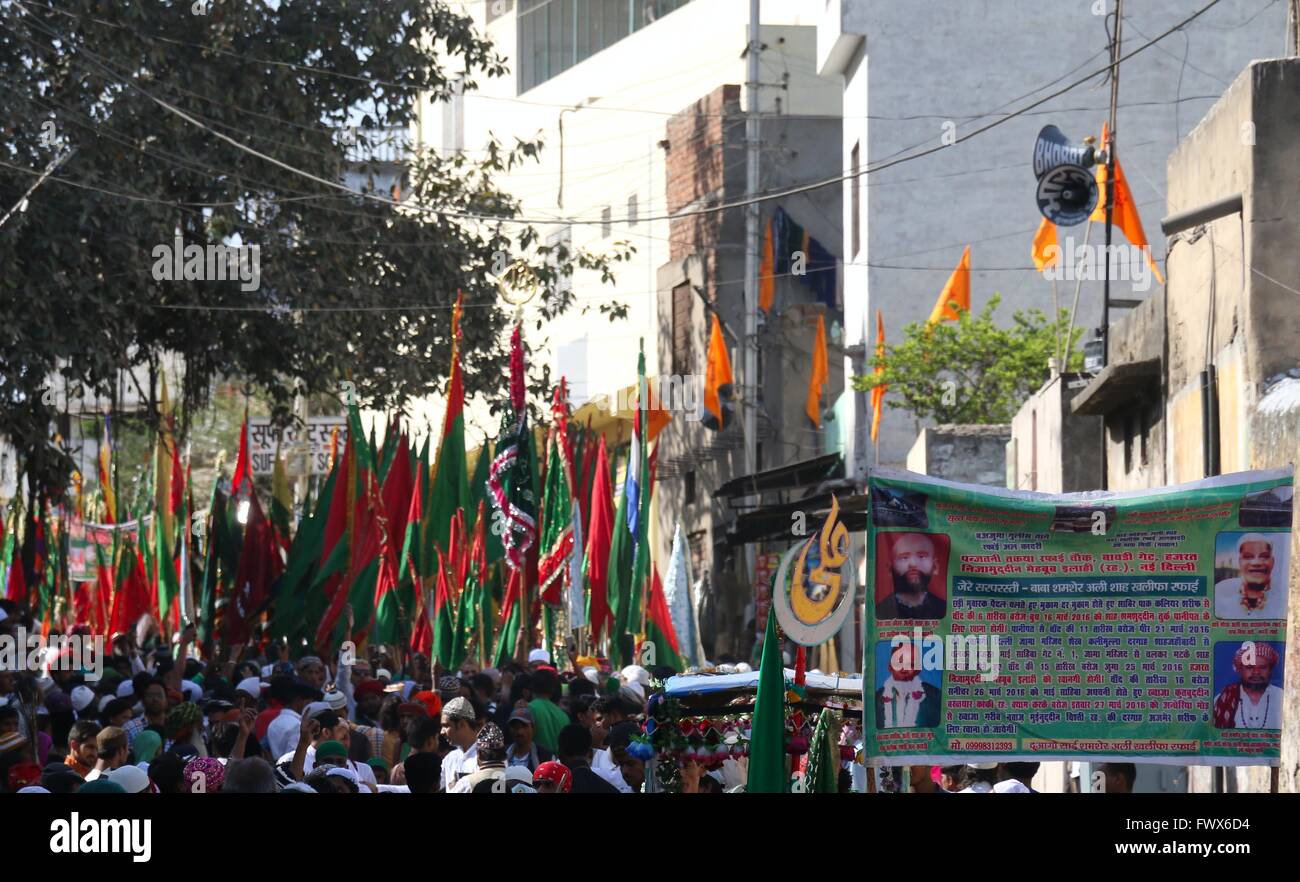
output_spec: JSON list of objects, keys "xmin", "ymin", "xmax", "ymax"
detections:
[{"xmin": 864, "ymin": 467, "xmax": 1292, "ymax": 766}]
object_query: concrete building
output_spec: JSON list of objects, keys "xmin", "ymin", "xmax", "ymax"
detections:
[
  {"xmin": 414, "ymin": 0, "xmax": 834, "ymax": 450},
  {"xmin": 1007, "ymin": 373, "xmax": 1104, "ymax": 493},
  {"xmin": 816, "ymin": 0, "xmax": 1287, "ymax": 474},
  {"xmin": 650, "ymin": 82, "xmax": 844, "ymax": 661},
  {"xmin": 1073, "ymin": 56, "xmax": 1300, "ymax": 793},
  {"xmin": 906, "ymin": 424, "xmax": 1011, "ymax": 488}
]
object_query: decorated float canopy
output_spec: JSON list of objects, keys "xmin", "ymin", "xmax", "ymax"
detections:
[{"xmin": 663, "ymin": 669, "xmax": 864, "ymax": 715}]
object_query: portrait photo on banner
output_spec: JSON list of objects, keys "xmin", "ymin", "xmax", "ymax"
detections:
[
  {"xmin": 874, "ymin": 531, "xmax": 950, "ymax": 621},
  {"xmin": 1212, "ymin": 640, "xmax": 1285, "ymax": 731},
  {"xmin": 1212, "ymin": 530, "xmax": 1291, "ymax": 620},
  {"xmin": 873, "ymin": 639, "xmax": 943, "ymax": 730}
]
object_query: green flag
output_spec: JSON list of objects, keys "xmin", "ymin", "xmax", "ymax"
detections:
[
  {"xmin": 431, "ymin": 546, "xmax": 457, "ymax": 669},
  {"xmin": 605, "ymin": 471, "xmax": 634, "ymax": 667},
  {"xmin": 469, "ymin": 441, "xmax": 504, "ymax": 564},
  {"xmin": 270, "ymin": 461, "xmax": 335, "ymax": 643},
  {"xmin": 429, "ymin": 296, "xmax": 470, "ymax": 554},
  {"xmin": 746, "ymin": 610, "xmax": 788, "ymax": 793}
]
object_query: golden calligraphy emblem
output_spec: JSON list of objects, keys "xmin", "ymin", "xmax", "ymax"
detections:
[{"xmin": 789, "ymin": 495, "xmax": 849, "ymax": 625}]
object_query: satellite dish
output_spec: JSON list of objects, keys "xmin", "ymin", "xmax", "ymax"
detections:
[{"xmin": 1036, "ymin": 164, "xmax": 1099, "ymax": 227}]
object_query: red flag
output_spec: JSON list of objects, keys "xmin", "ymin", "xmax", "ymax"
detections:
[
  {"xmin": 585, "ymin": 437, "xmax": 615, "ymax": 644},
  {"xmin": 381, "ymin": 432, "xmax": 414, "ymax": 552},
  {"xmin": 108, "ymin": 548, "xmax": 150, "ymax": 639},
  {"xmin": 231, "ymin": 417, "xmax": 252, "ymax": 499},
  {"xmin": 225, "ymin": 493, "xmax": 283, "ymax": 645},
  {"xmin": 170, "ymin": 430, "xmax": 184, "ymax": 517},
  {"xmin": 409, "ymin": 593, "xmax": 432, "ymax": 658},
  {"xmin": 5, "ymin": 556, "xmax": 27, "ymax": 603},
  {"xmin": 315, "ymin": 468, "xmax": 382, "ymax": 649},
  {"xmin": 72, "ymin": 577, "xmax": 94, "ymax": 629},
  {"xmin": 577, "ymin": 420, "xmax": 598, "ymax": 545},
  {"xmin": 93, "ymin": 548, "xmax": 112, "ymax": 635}
]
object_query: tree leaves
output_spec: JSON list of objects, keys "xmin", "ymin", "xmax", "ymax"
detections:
[
  {"xmin": 0, "ymin": 0, "xmax": 622, "ymax": 494},
  {"xmin": 853, "ymin": 294, "xmax": 1085, "ymax": 425}
]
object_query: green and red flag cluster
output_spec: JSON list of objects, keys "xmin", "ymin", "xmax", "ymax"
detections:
[{"xmin": 3, "ymin": 312, "xmax": 693, "ymax": 683}]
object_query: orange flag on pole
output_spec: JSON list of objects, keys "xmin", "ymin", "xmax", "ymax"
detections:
[
  {"xmin": 870, "ymin": 309, "xmax": 887, "ymax": 443},
  {"xmin": 1090, "ymin": 123, "xmax": 1164, "ymax": 284},
  {"xmin": 703, "ymin": 315, "xmax": 734, "ymax": 428},
  {"xmin": 927, "ymin": 246, "xmax": 971, "ymax": 324},
  {"xmin": 1031, "ymin": 218, "xmax": 1059, "ymax": 273},
  {"xmin": 806, "ymin": 314, "xmax": 829, "ymax": 428},
  {"xmin": 759, "ymin": 219, "xmax": 776, "ymax": 313}
]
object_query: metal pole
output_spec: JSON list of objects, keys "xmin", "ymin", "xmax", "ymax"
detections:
[
  {"xmin": 743, "ymin": 0, "xmax": 761, "ymax": 601},
  {"xmin": 1101, "ymin": 1, "xmax": 1122, "ymax": 368}
]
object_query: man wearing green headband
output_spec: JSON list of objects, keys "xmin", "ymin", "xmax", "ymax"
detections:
[{"xmin": 284, "ymin": 708, "xmax": 377, "ymax": 792}]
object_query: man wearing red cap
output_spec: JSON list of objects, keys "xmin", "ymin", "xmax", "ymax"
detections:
[
  {"xmin": 1213, "ymin": 641, "xmax": 1283, "ymax": 729},
  {"xmin": 533, "ymin": 760, "xmax": 572, "ymax": 793}
]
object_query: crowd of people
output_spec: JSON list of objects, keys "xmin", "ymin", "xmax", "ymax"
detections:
[
  {"xmin": 900, "ymin": 761, "xmax": 1136, "ymax": 794},
  {"xmin": 0, "ymin": 599, "xmax": 1151, "ymax": 795},
  {"xmin": 0, "ymin": 600, "xmax": 729, "ymax": 794}
]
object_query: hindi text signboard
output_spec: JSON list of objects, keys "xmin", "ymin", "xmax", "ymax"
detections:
[{"xmin": 864, "ymin": 467, "xmax": 1292, "ymax": 767}]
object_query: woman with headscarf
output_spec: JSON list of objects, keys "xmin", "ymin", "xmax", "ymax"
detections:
[{"xmin": 183, "ymin": 756, "xmax": 225, "ymax": 793}]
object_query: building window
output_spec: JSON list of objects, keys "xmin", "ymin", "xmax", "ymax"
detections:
[
  {"xmin": 441, "ymin": 77, "xmax": 465, "ymax": 155},
  {"xmin": 850, "ymin": 141, "xmax": 861, "ymax": 258},
  {"xmin": 601, "ymin": 206, "xmax": 612, "ymax": 238},
  {"xmin": 687, "ymin": 530, "xmax": 706, "ymax": 579},
  {"xmin": 546, "ymin": 226, "xmax": 572, "ymax": 296},
  {"xmin": 518, "ymin": 0, "xmax": 696, "ymax": 93},
  {"xmin": 1139, "ymin": 407, "xmax": 1150, "ymax": 466},
  {"xmin": 627, "ymin": 193, "xmax": 638, "ymax": 227},
  {"xmin": 671, "ymin": 283, "xmax": 693, "ymax": 377},
  {"xmin": 684, "ymin": 469, "xmax": 696, "ymax": 505},
  {"xmin": 1123, "ymin": 410, "xmax": 1137, "ymax": 473}
]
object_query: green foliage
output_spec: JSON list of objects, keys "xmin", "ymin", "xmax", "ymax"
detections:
[
  {"xmin": 0, "ymin": 0, "xmax": 631, "ymax": 496},
  {"xmin": 853, "ymin": 294, "xmax": 1084, "ymax": 425}
]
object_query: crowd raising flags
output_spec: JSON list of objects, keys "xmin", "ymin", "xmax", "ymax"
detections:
[{"xmin": 3, "ymin": 319, "xmax": 692, "ymax": 681}]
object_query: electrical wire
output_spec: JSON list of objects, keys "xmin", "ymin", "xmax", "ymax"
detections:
[{"xmin": 4, "ymin": 0, "xmax": 1229, "ymax": 228}]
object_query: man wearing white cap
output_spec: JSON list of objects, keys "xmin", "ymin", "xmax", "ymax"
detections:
[
  {"xmin": 958, "ymin": 763, "xmax": 998, "ymax": 793},
  {"xmin": 439, "ymin": 697, "xmax": 481, "ymax": 792},
  {"xmin": 528, "ymin": 648, "xmax": 552, "ymax": 670},
  {"xmin": 106, "ymin": 764, "xmax": 152, "ymax": 793},
  {"xmin": 1214, "ymin": 533, "xmax": 1287, "ymax": 619},
  {"xmin": 235, "ymin": 677, "xmax": 264, "ymax": 707},
  {"xmin": 71, "ymin": 685, "xmax": 96, "ymax": 718}
]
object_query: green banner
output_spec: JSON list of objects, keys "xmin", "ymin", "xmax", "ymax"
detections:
[{"xmin": 864, "ymin": 467, "xmax": 1292, "ymax": 766}]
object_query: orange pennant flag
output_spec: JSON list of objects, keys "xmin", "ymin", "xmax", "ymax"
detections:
[
  {"xmin": 927, "ymin": 245, "xmax": 971, "ymax": 324},
  {"xmin": 703, "ymin": 315, "xmax": 734, "ymax": 428},
  {"xmin": 645, "ymin": 378, "xmax": 673, "ymax": 442},
  {"xmin": 1090, "ymin": 123, "xmax": 1164, "ymax": 284},
  {"xmin": 806, "ymin": 314, "xmax": 829, "ymax": 428},
  {"xmin": 759, "ymin": 218, "xmax": 776, "ymax": 313},
  {"xmin": 870, "ymin": 309, "xmax": 887, "ymax": 443},
  {"xmin": 1031, "ymin": 218, "xmax": 1059, "ymax": 273}
]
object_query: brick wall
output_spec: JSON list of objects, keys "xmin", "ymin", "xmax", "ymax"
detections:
[{"xmin": 664, "ymin": 84, "xmax": 741, "ymax": 295}]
